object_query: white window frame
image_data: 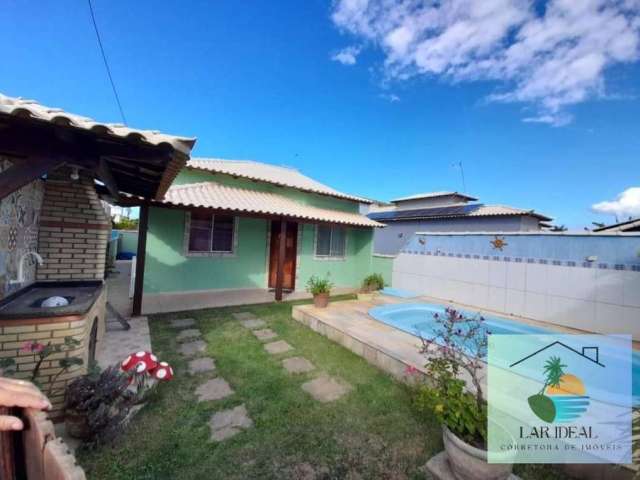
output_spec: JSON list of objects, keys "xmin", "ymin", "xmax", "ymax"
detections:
[
  {"xmin": 314, "ymin": 225, "xmax": 347, "ymax": 261},
  {"xmin": 184, "ymin": 211, "xmax": 238, "ymax": 257}
]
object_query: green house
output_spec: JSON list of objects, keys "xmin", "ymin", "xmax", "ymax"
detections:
[{"xmin": 134, "ymin": 159, "xmax": 383, "ymax": 314}]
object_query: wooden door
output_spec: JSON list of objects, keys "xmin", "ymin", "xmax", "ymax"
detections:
[{"xmin": 268, "ymin": 221, "xmax": 298, "ymax": 290}]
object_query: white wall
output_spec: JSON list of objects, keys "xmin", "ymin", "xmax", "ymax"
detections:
[{"xmin": 392, "ymin": 252, "xmax": 640, "ymax": 340}]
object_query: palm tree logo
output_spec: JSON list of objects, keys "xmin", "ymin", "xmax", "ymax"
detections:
[{"xmin": 528, "ymin": 355, "xmax": 590, "ymax": 423}]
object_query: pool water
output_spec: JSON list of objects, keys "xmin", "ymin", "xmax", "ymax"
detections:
[{"xmin": 368, "ymin": 302, "xmax": 639, "ymax": 402}]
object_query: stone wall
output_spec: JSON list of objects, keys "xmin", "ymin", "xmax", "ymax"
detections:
[
  {"xmin": 0, "ymin": 156, "xmax": 44, "ymax": 299},
  {"xmin": 37, "ymin": 166, "xmax": 110, "ymax": 281},
  {"xmin": 0, "ymin": 288, "xmax": 106, "ymax": 419}
]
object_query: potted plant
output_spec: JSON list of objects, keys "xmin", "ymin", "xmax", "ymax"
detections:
[
  {"xmin": 362, "ymin": 273, "xmax": 385, "ymax": 292},
  {"xmin": 306, "ymin": 274, "xmax": 334, "ymax": 308},
  {"xmin": 64, "ymin": 365, "xmax": 133, "ymax": 443},
  {"xmin": 413, "ymin": 307, "xmax": 514, "ymax": 480}
]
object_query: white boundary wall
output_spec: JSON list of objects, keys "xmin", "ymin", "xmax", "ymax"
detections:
[{"xmin": 392, "ymin": 233, "xmax": 640, "ymax": 340}]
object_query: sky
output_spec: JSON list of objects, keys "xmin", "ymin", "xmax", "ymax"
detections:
[{"xmin": 0, "ymin": 0, "xmax": 639, "ymax": 229}]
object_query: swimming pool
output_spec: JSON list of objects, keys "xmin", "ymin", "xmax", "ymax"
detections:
[{"xmin": 368, "ymin": 302, "xmax": 639, "ymax": 402}]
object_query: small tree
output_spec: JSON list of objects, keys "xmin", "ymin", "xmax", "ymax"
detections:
[{"xmin": 413, "ymin": 307, "xmax": 490, "ymax": 445}]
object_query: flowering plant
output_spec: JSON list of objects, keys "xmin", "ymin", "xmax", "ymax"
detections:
[
  {"xmin": 413, "ymin": 307, "xmax": 490, "ymax": 447},
  {"xmin": 1, "ymin": 337, "xmax": 83, "ymax": 395}
]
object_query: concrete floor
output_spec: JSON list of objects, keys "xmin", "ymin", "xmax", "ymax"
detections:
[
  {"xmin": 141, "ymin": 286, "xmax": 357, "ymax": 315},
  {"xmin": 97, "ymin": 260, "xmax": 151, "ymax": 369}
]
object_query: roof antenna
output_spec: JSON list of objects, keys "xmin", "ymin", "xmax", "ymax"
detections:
[{"xmin": 452, "ymin": 161, "xmax": 467, "ymax": 193}]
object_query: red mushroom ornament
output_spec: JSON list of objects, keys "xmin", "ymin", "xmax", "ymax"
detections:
[
  {"xmin": 150, "ymin": 361, "xmax": 174, "ymax": 381},
  {"xmin": 121, "ymin": 351, "xmax": 158, "ymax": 374}
]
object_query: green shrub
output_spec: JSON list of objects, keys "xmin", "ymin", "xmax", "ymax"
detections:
[
  {"xmin": 306, "ymin": 274, "xmax": 334, "ymax": 295},
  {"xmin": 362, "ymin": 273, "xmax": 385, "ymax": 291}
]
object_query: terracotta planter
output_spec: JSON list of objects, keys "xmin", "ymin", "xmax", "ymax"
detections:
[
  {"xmin": 313, "ymin": 292, "xmax": 330, "ymax": 308},
  {"xmin": 442, "ymin": 426, "xmax": 513, "ymax": 480},
  {"xmin": 65, "ymin": 409, "xmax": 91, "ymax": 440}
]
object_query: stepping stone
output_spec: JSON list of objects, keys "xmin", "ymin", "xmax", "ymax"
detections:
[
  {"xmin": 282, "ymin": 357, "xmax": 315, "ymax": 374},
  {"xmin": 264, "ymin": 340, "xmax": 293, "ymax": 355},
  {"xmin": 196, "ymin": 378, "xmax": 234, "ymax": 402},
  {"xmin": 170, "ymin": 318, "xmax": 196, "ymax": 329},
  {"xmin": 301, "ymin": 375, "xmax": 352, "ymax": 403},
  {"xmin": 232, "ymin": 312, "xmax": 257, "ymax": 321},
  {"xmin": 178, "ymin": 340, "xmax": 207, "ymax": 357},
  {"xmin": 240, "ymin": 319, "xmax": 266, "ymax": 329},
  {"xmin": 209, "ymin": 404, "xmax": 253, "ymax": 442},
  {"xmin": 251, "ymin": 328, "xmax": 277, "ymax": 341},
  {"xmin": 188, "ymin": 357, "xmax": 216, "ymax": 374},
  {"xmin": 177, "ymin": 328, "xmax": 202, "ymax": 342}
]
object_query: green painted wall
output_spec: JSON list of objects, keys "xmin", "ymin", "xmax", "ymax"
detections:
[
  {"xmin": 370, "ymin": 254, "xmax": 394, "ymax": 286},
  {"xmin": 144, "ymin": 169, "xmax": 378, "ymax": 294},
  {"xmin": 144, "ymin": 207, "xmax": 268, "ymax": 293},
  {"xmin": 296, "ymin": 224, "xmax": 374, "ymax": 291}
]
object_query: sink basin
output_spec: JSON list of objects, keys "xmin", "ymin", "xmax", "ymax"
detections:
[{"xmin": 0, "ymin": 281, "xmax": 104, "ymax": 320}]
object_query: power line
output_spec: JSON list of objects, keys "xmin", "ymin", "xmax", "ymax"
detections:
[{"xmin": 87, "ymin": 0, "xmax": 127, "ymax": 125}]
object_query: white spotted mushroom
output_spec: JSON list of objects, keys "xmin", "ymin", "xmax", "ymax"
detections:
[
  {"xmin": 150, "ymin": 361, "xmax": 174, "ymax": 381},
  {"xmin": 121, "ymin": 351, "xmax": 159, "ymax": 374}
]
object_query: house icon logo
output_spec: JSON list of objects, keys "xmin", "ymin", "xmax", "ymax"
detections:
[{"xmin": 510, "ymin": 342, "xmax": 605, "ymax": 423}]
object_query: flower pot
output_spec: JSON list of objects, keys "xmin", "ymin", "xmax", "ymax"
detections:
[
  {"xmin": 65, "ymin": 408, "xmax": 91, "ymax": 440},
  {"xmin": 313, "ymin": 292, "xmax": 330, "ymax": 308},
  {"xmin": 442, "ymin": 426, "xmax": 513, "ymax": 480}
]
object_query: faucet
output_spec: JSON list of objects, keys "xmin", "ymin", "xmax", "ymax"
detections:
[{"xmin": 10, "ymin": 251, "xmax": 44, "ymax": 284}]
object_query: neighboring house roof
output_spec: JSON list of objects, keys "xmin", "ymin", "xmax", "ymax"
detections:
[
  {"xmin": 162, "ymin": 181, "xmax": 382, "ymax": 227},
  {"xmin": 187, "ymin": 158, "xmax": 373, "ymax": 204},
  {"xmin": 367, "ymin": 203, "xmax": 552, "ymax": 222},
  {"xmin": 390, "ymin": 191, "xmax": 478, "ymax": 203},
  {"xmin": 593, "ymin": 218, "xmax": 640, "ymax": 232},
  {"xmin": 0, "ymin": 94, "xmax": 196, "ymax": 155}
]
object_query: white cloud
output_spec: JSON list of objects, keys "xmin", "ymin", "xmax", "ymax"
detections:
[
  {"xmin": 331, "ymin": 0, "xmax": 640, "ymax": 124},
  {"xmin": 380, "ymin": 92, "xmax": 400, "ymax": 102},
  {"xmin": 592, "ymin": 187, "xmax": 640, "ymax": 219},
  {"xmin": 331, "ymin": 45, "xmax": 361, "ymax": 65}
]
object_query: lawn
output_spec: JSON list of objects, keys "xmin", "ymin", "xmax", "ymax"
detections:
[{"xmin": 79, "ymin": 298, "xmax": 567, "ymax": 479}]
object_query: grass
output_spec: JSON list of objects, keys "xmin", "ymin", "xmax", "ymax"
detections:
[{"xmin": 78, "ymin": 297, "xmax": 568, "ymax": 479}]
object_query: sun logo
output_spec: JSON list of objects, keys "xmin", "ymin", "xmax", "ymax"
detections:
[{"xmin": 527, "ymin": 356, "xmax": 590, "ymax": 423}]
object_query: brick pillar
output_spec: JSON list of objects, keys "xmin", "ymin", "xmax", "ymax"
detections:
[{"xmin": 36, "ymin": 166, "xmax": 110, "ymax": 281}]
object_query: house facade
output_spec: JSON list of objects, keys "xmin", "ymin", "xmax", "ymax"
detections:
[
  {"xmin": 138, "ymin": 159, "xmax": 382, "ymax": 312},
  {"xmin": 366, "ymin": 191, "xmax": 551, "ymax": 255}
]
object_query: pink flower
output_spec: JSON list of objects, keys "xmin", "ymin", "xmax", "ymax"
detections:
[
  {"xmin": 404, "ymin": 365, "xmax": 419, "ymax": 376},
  {"xmin": 20, "ymin": 341, "xmax": 45, "ymax": 353}
]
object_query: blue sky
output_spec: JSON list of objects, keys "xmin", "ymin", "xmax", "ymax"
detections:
[{"xmin": 1, "ymin": 0, "xmax": 639, "ymax": 229}]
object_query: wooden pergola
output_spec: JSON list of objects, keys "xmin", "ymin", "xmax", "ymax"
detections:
[{"xmin": 0, "ymin": 97, "xmax": 195, "ymax": 317}]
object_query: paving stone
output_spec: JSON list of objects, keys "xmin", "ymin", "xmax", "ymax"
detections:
[
  {"xmin": 188, "ymin": 357, "xmax": 216, "ymax": 374},
  {"xmin": 178, "ymin": 340, "xmax": 207, "ymax": 357},
  {"xmin": 282, "ymin": 356, "xmax": 315, "ymax": 374},
  {"xmin": 301, "ymin": 375, "xmax": 352, "ymax": 402},
  {"xmin": 264, "ymin": 340, "xmax": 293, "ymax": 355},
  {"xmin": 196, "ymin": 377, "xmax": 234, "ymax": 402},
  {"xmin": 241, "ymin": 319, "xmax": 266, "ymax": 329},
  {"xmin": 251, "ymin": 328, "xmax": 278, "ymax": 341},
  {"xmin": 232, "ymin": 312, "xmax": 257, "ymax": 321},
  {"xmin": 170, "ymin": 318, "xmax": 196, "ymax": 329},
  {"xmin": 209, "ymin": 404, "xmax": 253, "ymax": 442},
  {"xmin": 177, "ymin": 328, "xmax": 202, "ymax": 342}
]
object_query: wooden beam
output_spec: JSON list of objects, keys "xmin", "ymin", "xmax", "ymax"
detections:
[
  {"xmin": 97, "ymin": 159, "xmax": 120, "ymax": 201},
  {"xmin": 274, "ymin": 218, "xmax": 287, "ymax": 302},
  {"xmin": 132, "ymin": 203, "xmax": 149, "ymax": 316},
  {"xmin": 0, "ymin": 156, "xmax": 64, "ymax": 199}
]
